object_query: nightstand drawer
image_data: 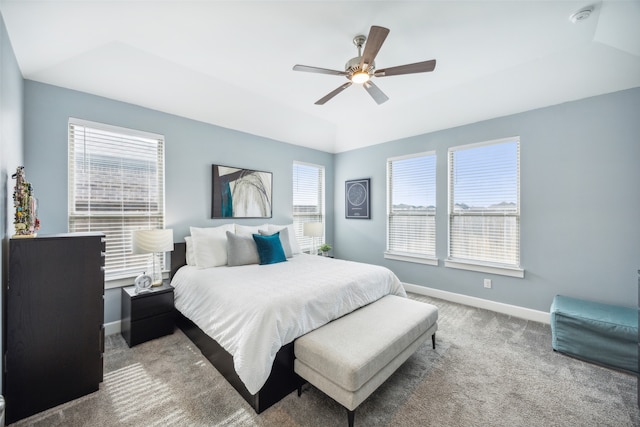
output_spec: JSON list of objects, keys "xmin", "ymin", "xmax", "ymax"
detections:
[
  {"xmin": 127, "ymin": 312, "xmax": 174, "ymax": 347},
  {"xmin": 130, "ymin": 291, "xmax": 174, "ymax": 321}
]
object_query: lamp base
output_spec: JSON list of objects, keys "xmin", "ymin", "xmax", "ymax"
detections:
[{"xmin": 151, "ymin": 253, "xmax": 163, "ymax": 286}]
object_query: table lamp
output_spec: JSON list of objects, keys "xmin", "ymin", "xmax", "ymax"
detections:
[
  {"xmin": 132, "ymin": 229, "xmax": 174, "ymax": 286},
  {"xmin": 303, "ymin": 222, "xmax": 323, "ymax": 256}
]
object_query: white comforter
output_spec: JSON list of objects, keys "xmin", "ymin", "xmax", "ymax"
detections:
[{"xmin": 171, "ymin": 254, "xmax": 406, "ymax": 394}]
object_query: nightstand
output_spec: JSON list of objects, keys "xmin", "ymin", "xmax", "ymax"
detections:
[{"xmin": 121, "ymin": 281, "xmax": 174, "ymax": 347}]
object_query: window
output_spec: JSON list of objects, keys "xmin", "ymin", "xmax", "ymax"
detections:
[
  {"xmin": 446, "ymin": 137, "xmax": 522, "ymax": 277},
  {"xmin": 292, "ymin": 162, "xmax": 325, "ymax": 252},
  {"xmin": 385, "ymin": 152, "xmax": 437, "ymax": 265},
  {"xmin": 68, "ymin": 118, "xmax": 165, "ymax": 283}
]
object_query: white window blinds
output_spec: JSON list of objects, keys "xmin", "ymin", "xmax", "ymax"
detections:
[
  {"xmin": 68, "ymin": 119, "xmax": 165, "ymax": 281},
  {"xmin": 386, "ymin": 152, "xmax": 436, "ymax": 259},
  {"xmin": 448, "ymin": 137, "xmax": 520, "ymax": 268},
  {"xmin": 293, "ymin": 162, "xmax": 325, "ymax": 252}
]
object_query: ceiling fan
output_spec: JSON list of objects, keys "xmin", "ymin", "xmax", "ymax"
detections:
[{"xmin": 293, "ymin": 25, "xmax": 436, "ymax": 105}]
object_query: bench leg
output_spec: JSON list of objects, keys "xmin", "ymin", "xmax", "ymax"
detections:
[
  {"xmin": 297, "ymin": 385, "xmax": 302, "ymax": 397},
  {"xmin": 432, "ymin": 333, "xmax": 436, "ymax": 349},
  {"xmin": 347, "ymin": 409, "xmax": 355, "ymax": 427}
]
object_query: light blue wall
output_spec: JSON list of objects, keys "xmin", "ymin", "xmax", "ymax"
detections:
[
  {"xmin": 1, "ymin": 11, "xmax": 25, "ymax": 393},
  {"xmin": 335, "ymin": 88, "xmax": 640, "ymax": 312},
  {"xmin": 23, "ymin": 80, "xmax": 334, "ymax": 324},
  {"xmin": 18, "ymin": 74, "xmax": 640, "ymax": 321}
]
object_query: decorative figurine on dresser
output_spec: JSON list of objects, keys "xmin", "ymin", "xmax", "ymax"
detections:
[
  {"xmin": 11, "ymin": 166, "xmax": 40, "ymax": 237},
  {"xmin": 4, "ymin": 232, "xmax": 105, "ymax": 424}
]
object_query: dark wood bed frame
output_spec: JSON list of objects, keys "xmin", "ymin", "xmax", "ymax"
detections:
[{"xmin": 170, "ymin": 242, "xmax": 303, "ymax": 413}]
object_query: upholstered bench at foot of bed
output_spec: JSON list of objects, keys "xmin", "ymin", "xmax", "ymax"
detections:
[
  {"xmin": 294, "ymin": 295, "xmax": 439, "ymax": 427},
  {"xmin": 550, "ymin": 294, "xmax": 638, "ymax": 373}
]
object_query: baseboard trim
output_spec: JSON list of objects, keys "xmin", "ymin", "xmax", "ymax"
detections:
[
  {"xmin": 104, "ymin": 320, "xmax": 121, "ymax": 336},
  {"xmin": 403, "ymin": 283, "xmax": 550, "ymax": 324}
]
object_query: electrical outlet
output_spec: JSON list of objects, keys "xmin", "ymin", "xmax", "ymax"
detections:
[{"xmin": 484, "ymin": 278, "xmax": 492, "ymax": 289}]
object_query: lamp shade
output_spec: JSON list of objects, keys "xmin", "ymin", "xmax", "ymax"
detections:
[
  {"xmin": 303, "ymin": 222, "xmax": 323, "ymax": 238},
  {"xmin": 132, "ymin": 229, "xmax": 174, "ymax": 254}
]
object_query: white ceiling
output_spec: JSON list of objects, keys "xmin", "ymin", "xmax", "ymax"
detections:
[{"xmin": 1, "ymin": 1, "xmax": 639, "ymax": 153}]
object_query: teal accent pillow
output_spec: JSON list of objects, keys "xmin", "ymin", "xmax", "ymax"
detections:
[
  {"xmin": 252, "ymin": 232, "xmax": 287, "ymax": 265},
  {"xmin": 259, "ymin": 227, "xmax": 293, "ymax": 258}
]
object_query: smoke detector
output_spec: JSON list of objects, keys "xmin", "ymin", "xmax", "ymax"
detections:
[{"xmin": 570, "ymin": 6, "xmax": 594, "ymax": 23}]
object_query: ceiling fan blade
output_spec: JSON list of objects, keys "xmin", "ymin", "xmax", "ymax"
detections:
[
  {"xmin": 374, "ymin": 59, "xmax": 436, "ymax": 77},
  {"xmin": 293, "ymin": 64, "xmax": 349, "ymax": 76},
  {"xmin": 315, "ymin": 82, "xmax": 353, "ymax": 105},
  {"xmin": 363, "ymin": 81, "xmax": 389, "ymax": 105},
  {"xmin": 359, "ymin": 26, "xmax": 390, "ymax": 71}
]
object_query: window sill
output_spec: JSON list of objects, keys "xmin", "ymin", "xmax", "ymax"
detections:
[
  {"xmin": 384, "ymin": 252, "xmax": 438, "ymax": 266},
  {"xmin": 444, "ymin": 259, "xmax": 524, "ymax": 278}
]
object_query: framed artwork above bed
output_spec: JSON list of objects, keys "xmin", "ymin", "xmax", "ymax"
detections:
[
  {"xmin": 345, "ymin": 178, "xmax": 370, "ymax": 219},
  {"xmin": 211, "ymin": 164, "xmax": 272, "ymax": 218}
]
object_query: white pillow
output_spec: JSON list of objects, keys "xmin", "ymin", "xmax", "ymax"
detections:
[
  {"xmin": 235, "ymin": 223, "xmax": 268, "ymax": 236},
  {"xmin": 190, "ymin": 224, "xmax": 235, "ymax": 268},
  {"xmin": 184, "ymin": 236, "xmax": 195, "ymax": 266},
  {"xmin": 267, "ymin": 223, "xmax": 301, "ymax": 254}
]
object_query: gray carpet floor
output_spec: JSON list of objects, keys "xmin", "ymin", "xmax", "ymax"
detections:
[{"xmin": 10, "ymin": 293, "xmax": 640, "ymax": 427}]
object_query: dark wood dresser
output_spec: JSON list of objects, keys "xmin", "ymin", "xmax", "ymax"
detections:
[{"xmin": 4, "ymin": 233, "xmax": 105, "ymax": 424}]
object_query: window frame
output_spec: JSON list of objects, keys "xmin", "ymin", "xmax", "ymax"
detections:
[
  {"xmin": 384, "ymin": 151, "xmax": 438, "ymax": 266},
  {"xmin": 292, "ymin": 161, "xmax": 325, "ymax": 253},
  {"xmin": 445, "ymin": 136, "xmax": 523, "ymax": 278},
  {"xmin": 68, "ymin": 118, "xmax": 166, "ymax": 288}
]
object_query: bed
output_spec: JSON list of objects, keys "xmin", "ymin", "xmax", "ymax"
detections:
[{"xmin": 169, "ymin": 239, "xmax": 406, "ymax": 413}]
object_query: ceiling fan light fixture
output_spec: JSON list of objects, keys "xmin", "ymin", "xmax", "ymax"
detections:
[
  {"xmin": 351, "ymin": 71, "xmax": 370, "ymax": 84},
  {"xmin": 293, "ymin": 25, "xmax": 436, "ymax": 105}
]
